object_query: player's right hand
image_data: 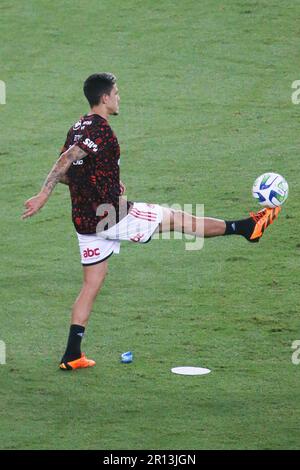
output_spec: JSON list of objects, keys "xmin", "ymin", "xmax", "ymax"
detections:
[{"xmin": 22, "ymin": 193, "xmax": 47, "ymax": 219}]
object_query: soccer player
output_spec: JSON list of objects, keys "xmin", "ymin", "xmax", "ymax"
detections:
[{"xmin": 22, "ymin": 73, "xmax": 281, "ymax": 371}]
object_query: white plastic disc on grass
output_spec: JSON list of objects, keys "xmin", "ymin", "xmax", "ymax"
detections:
[{"xmin": 171, "ymin": 366, "xmax": 211, "ymax": 376}]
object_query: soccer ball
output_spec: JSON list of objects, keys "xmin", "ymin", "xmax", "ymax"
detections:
[{"xmin": 252, "ymin": 172, "xmax": 289, "ymax": 208}]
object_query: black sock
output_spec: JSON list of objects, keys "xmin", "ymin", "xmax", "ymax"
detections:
[
  {"xmin": 224, "ymin": 217, "xmax": 255, "ymax": 240},
  {"xmin": 61, "ymin": 324, "xmax": 85, "ymax": 363}
]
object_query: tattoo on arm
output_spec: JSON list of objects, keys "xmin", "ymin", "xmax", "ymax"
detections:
[{"xmin": 41, "ymin": 145, "xmax": 87, "ymax": 197}]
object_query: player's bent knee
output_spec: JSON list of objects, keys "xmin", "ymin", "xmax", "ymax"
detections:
[{"xmin": 83, "ymin": 277, "xmax": 105, "ymax": 296}]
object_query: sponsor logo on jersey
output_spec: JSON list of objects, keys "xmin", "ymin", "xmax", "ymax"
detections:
[
  {"xmin": 73, "ymin": 121, "xmax": 82, "ymax": 130},
  {"xmin": 82, "ymin": 120, "xmax": 92, "ymax": 126},
  {"xmin": 83, "ymin": 138, "xmax": 98, "ymax": 153},
  {"xmin": 73, "ymin": 160, "xmax": 84, "ymax": 165},
  {"xmin": 83, "ymin": 248, "xmax": 100, "ymax": 258},
  {"xmin": 74, "ymin": 134, "xmax": 82, "ymax": 143}
]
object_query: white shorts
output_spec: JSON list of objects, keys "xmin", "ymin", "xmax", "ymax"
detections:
[{"xmin": 77, "ymin": 202, "xmax": 163, "ymax": 265}]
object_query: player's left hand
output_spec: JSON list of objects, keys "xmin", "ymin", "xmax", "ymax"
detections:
[
  {"xmin": 22, "ymin": 193, "xmax": 47, "ymax": 219},
  {"xmin": 120, "ymin": 181, "xmax": 126, "ymax": 195}
]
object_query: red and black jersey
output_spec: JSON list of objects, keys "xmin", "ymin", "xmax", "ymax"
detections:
[{"xmin": 61, "ymin": 114, "xmax": 131, "ymax": 234}]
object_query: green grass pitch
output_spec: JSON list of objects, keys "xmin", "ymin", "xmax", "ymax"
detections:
[{"xmin": 0, "ymin": 0, "xmax": 299, "ymax": 450}]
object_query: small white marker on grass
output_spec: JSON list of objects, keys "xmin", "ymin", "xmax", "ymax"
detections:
[{"xmin": 171, "ymin": 367, "xmax": 211, "ymax": 376}]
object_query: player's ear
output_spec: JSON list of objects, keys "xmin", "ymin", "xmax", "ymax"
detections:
[{"xmin": 102, "ymin": 93, "xmax": 109, "ymax": 104}]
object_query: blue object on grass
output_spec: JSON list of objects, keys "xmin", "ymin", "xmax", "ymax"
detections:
[{"xmin": 121, "ymin": 351, "xmax": 133, "ymax": 363}]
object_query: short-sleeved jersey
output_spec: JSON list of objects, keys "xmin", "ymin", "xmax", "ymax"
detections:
[{"xmin": 61, "ymin": 114, "xmax": 131, "ymax": 234}]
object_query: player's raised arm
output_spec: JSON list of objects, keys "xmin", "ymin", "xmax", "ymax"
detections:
[{"xmin": 22, "ymin": 145, "xmax": 87, "ymax": 219}]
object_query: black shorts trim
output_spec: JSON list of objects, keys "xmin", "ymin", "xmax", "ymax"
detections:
[{"xmin": 81, "ymin": 251, "xmax": 114, "ymax": 267}]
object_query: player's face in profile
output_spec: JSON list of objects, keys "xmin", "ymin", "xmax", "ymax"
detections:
[{"xmin": 106, "ymin": 84, "xmax": 120, "ymax": 116}]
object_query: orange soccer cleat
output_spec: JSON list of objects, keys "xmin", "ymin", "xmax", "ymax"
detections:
[
  {"xmin": 249, "ymin": 206, "xmax": 281, "ymax": 242},
  {"xmin": 59, "ymin": 353, "xmax": 96, "ymax": 371}
]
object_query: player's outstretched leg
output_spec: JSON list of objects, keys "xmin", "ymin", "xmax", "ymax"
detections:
[
  {"xmin": 59, "ymin": 260, "xmax": 108, "ymax": 371},
  {"xmin": 157, "ymin": 206, "xmax": 281, "ymax": 243}
]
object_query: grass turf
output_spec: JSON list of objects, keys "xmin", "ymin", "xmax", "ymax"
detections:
[{"xmin": 0, "ymin": 0, "xmax": 299, "ymax": 450}]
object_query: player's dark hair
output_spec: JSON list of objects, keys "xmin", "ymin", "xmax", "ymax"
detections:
[{"xmin": 83, "ymin": 73, "xmax": 117, "ymax": 107}]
